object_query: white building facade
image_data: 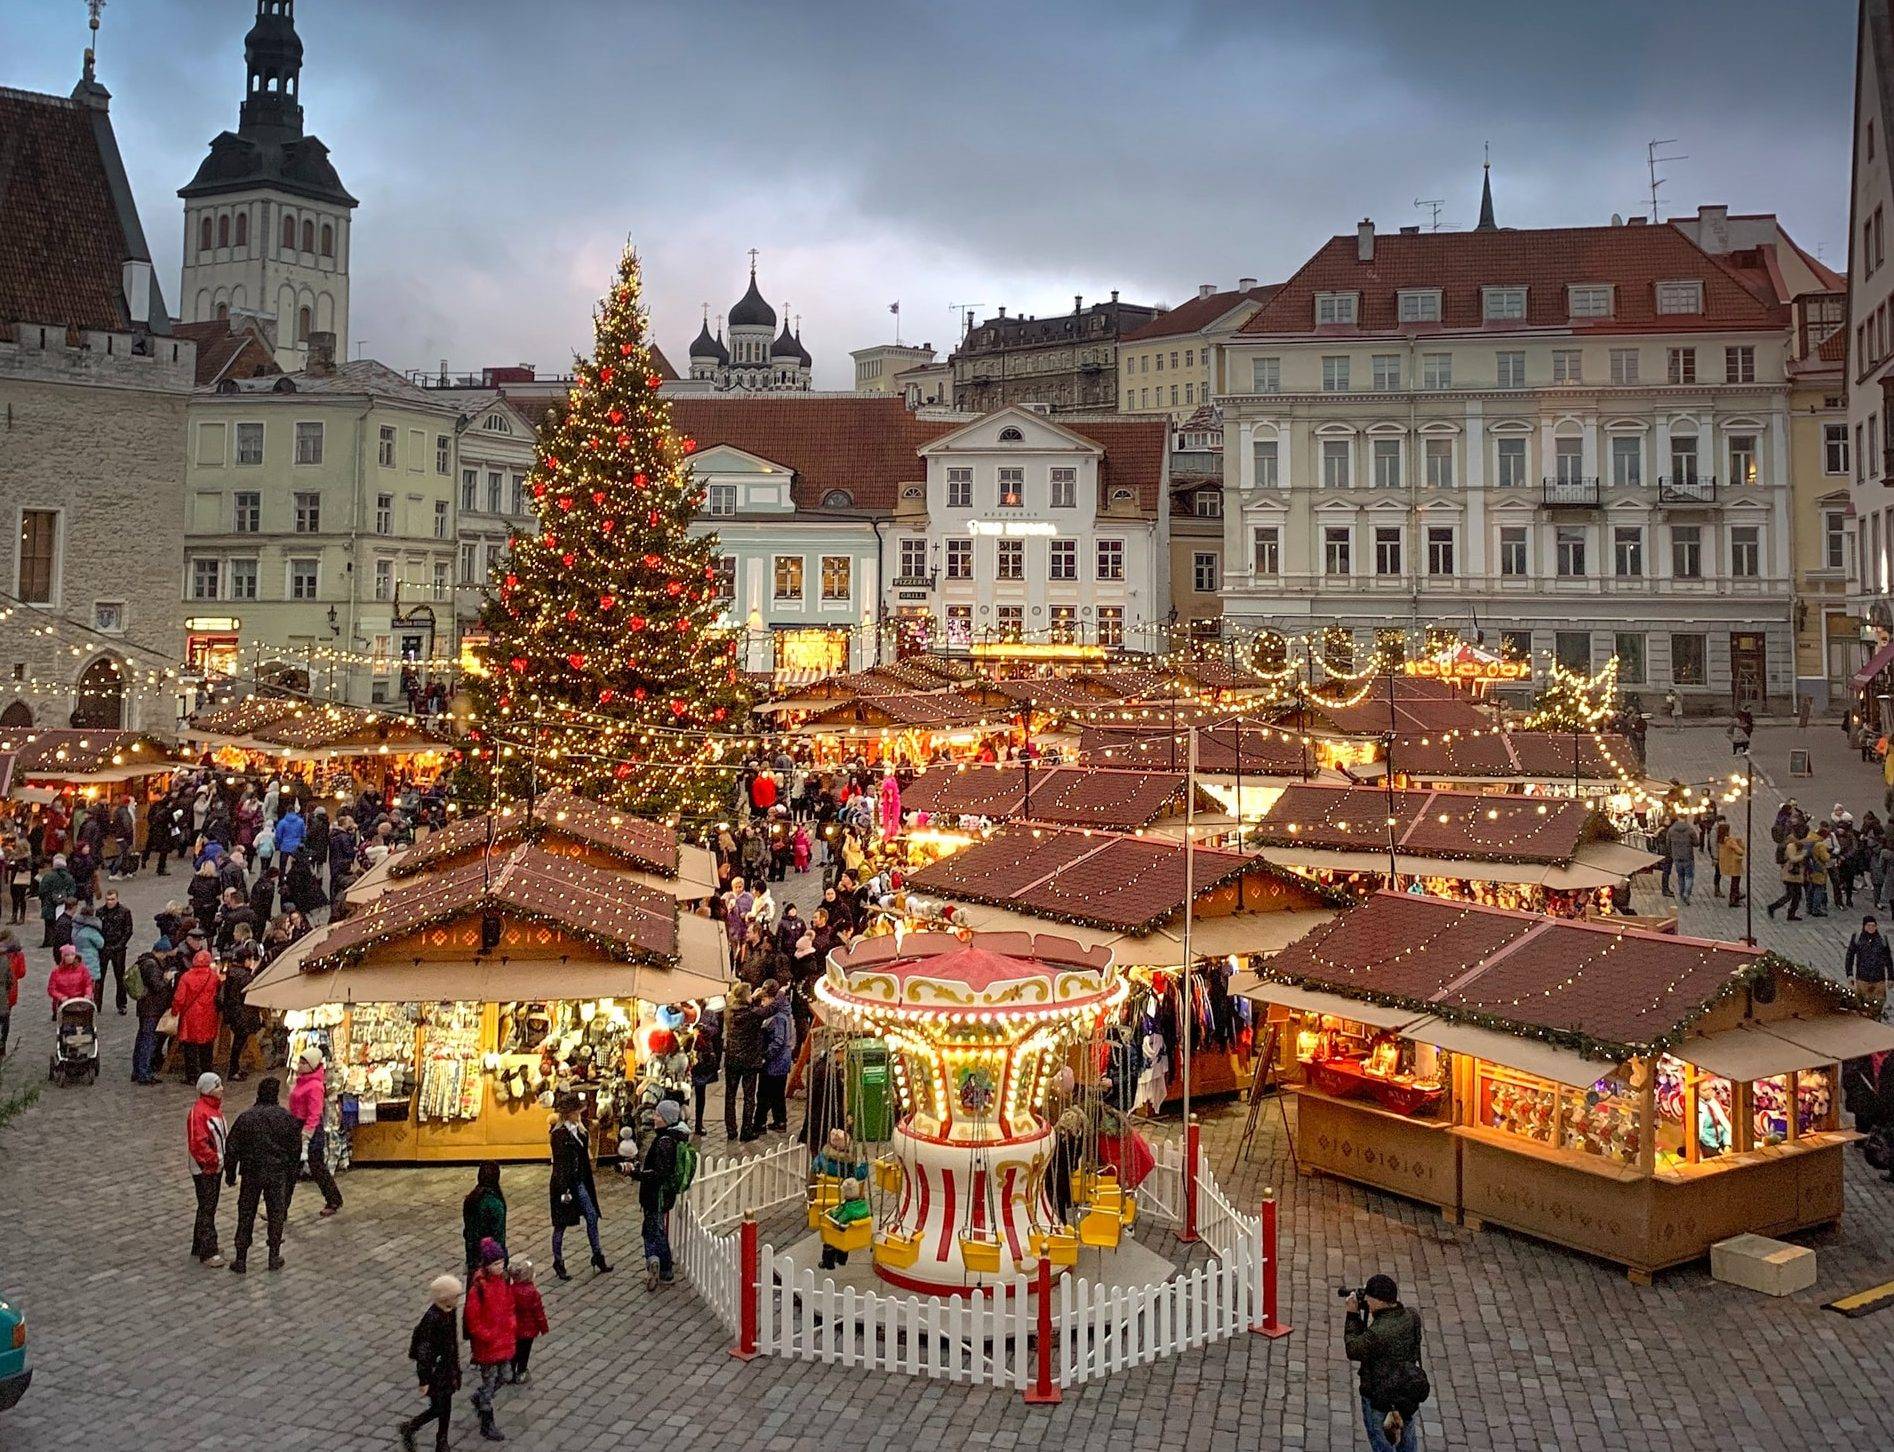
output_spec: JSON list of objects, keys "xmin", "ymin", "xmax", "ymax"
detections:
[{"xmin": 1850, "ymin": 0, "xmax": 1894, "ymax": 650}]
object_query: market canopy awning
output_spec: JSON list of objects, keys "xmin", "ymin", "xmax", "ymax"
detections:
[
  {"xmin": 1852, "ymin": 637, "xmax": 1894, "ymax": 691},
  {"xmin": 1231, "ymin": 976, "xmax": 1422, "ymax": 1031},
  {"xmin": 1401, "ymin": 1014, "xmax": 1622, "ymax": 1089},
  {"xmin": 1675, "ymin": 1013, "xmax": 1894, "ymax": 1081},
  {"xmin": 1762, "ymin": 1013, "xmax": 1894, "ymax": 1061},
  {"xmin": 0, "ymin": 729, "xmax": 183, "ymax": 790}
]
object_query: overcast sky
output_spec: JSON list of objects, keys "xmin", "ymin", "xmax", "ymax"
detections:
[{"xmin": 13, "ymin": 0, "xmax": 1854, "ymax": 387}]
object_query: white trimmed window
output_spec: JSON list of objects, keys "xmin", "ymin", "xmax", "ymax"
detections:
[
  {"xmin": 1496, "ymin": 437, "xmax": 1527, "ymax": 488},
  {"xmin": 1655, "ymin": 280, "xmax": 1704, "ymax": 315},
  {"xmin": 1568, "ymin": 284, "xmax": 1613, "ymax": 318},
  {"xmin": 1315, "ymin": 292, "xmax": 1358, "ymax": 325},
  {"xmin": 1421, "ymin": 353, "xmax": 1451, "ymax": 389},
  {"xmin": 1251, "ymin": 357, "xmax": 1280, "ymax": 393},
  {"xmin": 1397, "ymin": 290, "xmax": 1441, "ymax": 323},
  {"xmin": 1252, "ymin": 527, "xmax": 1280, "ymax": 575},
  {"xmin": 1482, "ymin": 286, "xmax": 1527, "ymax": 320}
]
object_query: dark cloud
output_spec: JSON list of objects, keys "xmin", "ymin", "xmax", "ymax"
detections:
[{"xmin": 10, "ymin": 0, "xmax": 1850, "ymax": 386}]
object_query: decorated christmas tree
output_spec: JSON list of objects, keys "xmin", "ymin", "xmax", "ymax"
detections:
[
  {"xmin": 464, "ymin": 244, "xmax": 751, "ymax": 819},
  {"xmin": 1523, "ymin": 658, "xmax": 1619, "ymax": 732}
]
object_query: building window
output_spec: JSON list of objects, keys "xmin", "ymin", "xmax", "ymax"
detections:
[
  {"xmin": 1610, "ymin": 436, "xmax": 1642, "ymax": 488},
  {"xmin": 375, "ymin": 493, "xmax": 394, "ymax": 534},
  {"xmin": 1496, "ymin": 351, "xmax": 1526, "ymax": 388},
  {"xmin": 320, "ymin": 222, "xmax": 334, "ymax": 258},
  {"xmin": 1315, "ymin": 293, "xmax": 1357, "ymax": 325},
  {"xmin": 1321, "ymin": 356, "xmax": 1350, "ymax": 392},
  {"xmin": 1170, "ymin": 385, "xmax": 1180, "ymax": 406},
  {"xmin": 712, "ymin": 556, "xmax": 736, "ymax": 602},
  {"xmin": 1047, "ymin": 605, "xmax": 1077, "ymax": 644},
  {"xmin": 1554, "ymin": 437, "xmax": 1584, "ymax": 484},
  {"xmin": 1193, "ymin": 487, "xmax": 1222, "ymax": 518},
  {"xmin": 1253, "ymin": 527, "xmax": 1280, "ymax": 575},
  {"xmin": 1483, "ymin": 287, "xmax": 1527, "ymax": 321},
  {"xmin": 1096, "ymin": 539, "xmax": 1125, "ymax": 581},
  {"xmin": 1671, "ymin": 633, "xmax": 1707, "ymax": 684},
  {"xmin": 482, "ymin": 543, "xmax": 503, "ymax": 581},
  {"xmin": 1421, "ymin": 353, "xmax": 1451, "ymax": 389},
  {"xmin": 1826, "ymin": 422, "xmax": 1851, "ymax": 474},
  {"xmin": 1670, "ymin": 435, "xmax": 1700, "ymax": 484},
  {"xmin": 1495, "ymin": 437, "xmax": 1527, "ymax": 488},
  {"xmin": 1321, "ymin": 439, "xmax": 1351, "ymax": 489},
  {"xmin": 461, "ymin": 469, "xmax": 478, "ymax": 511},
  {"xmin": 1667, "ymin": 348, "xmax": 1697, "ymax": 384},
  {"xmin": 510, "ymin": 476, "xmax": 525, "ymax": 514},
  {"xmin": 460, "ymin": 542, "xmax": 478, "ymax": 583},
  {"xmin": 705, "ymin": 483, "xmax": 736, "ymax": 516},
  {"xmin": 898, "ymin": 538, "xmax": 928, "ymax": 579},
  {"xmin": 819, "ymin": 555, "xmax": 851, "ymax": 602},
  {"xmin": 997, "ymin": 467, "xmax": 1024, "ymax": 507},
  {"xmin": 301, "ymin": 219, "xmax": 315, "ymax": 253},
  {"xmin": 485, "ymin": 473, "xmax": 503, "ymax": 513},
  {"xmin": 1730, "ymin": 526, "xmax": 1761, "ymax": 578},
  {"xmin": 189, "ymin": 558, "xmax": 220, "ymax": 601},
  {"xmin": 1193, "ymin": 551, "xmax": 1219, "ymax": 592},
  {"xmin": 1609, "ymin": 348, "xmax": 1640, "ymax": 385},
  {"xmin": 996, "ymin": 606, "xmax": 1024, "ymax": 642},
  {"xmin": 1568, "ymin": 284, "xmax": 1613, "ymax": 318},
  {"xmin": 1048, "ymin": 539, "xmax": 1077, "ymax": 581},
  {"xmin": 294, "ymin": 421, "xmax": 323, "ymax": 464},
  {"xmin": 1185, "ymin": 384, "xmax": 1195, "ymax": 404},
  {"xmin": 200, "ymin": 215, "xmax": 214, "ymax": 254},
  {"xmin": 195, "ymin": 422, "xmax": 227, "ymax": 465},
  {"xmin": 378, "ymin": 426, "xmax": 396, "ymax": 468},
  {"xmin": 281, "ymin": 214, "xmax": 296, "ymax": 251},
  {"xmin": 946, "ymin": 468, "xmax": 973, "ymax": 509},
  {"xmin": 1424, "ymin": 438, "xmax": 1454, "ymax": 488},
  {"xmin": 1614, "ymin": 632, "xmax": 1646, "ymax": 683},
  {"xmin": 216, "ymin": 555, "xmax": 254, "ymax": 602},
  {"xmin": 1725, "ymin": 346, "xmax": 1756, "ymax": 384},
  {"xmin": 1049, "ymin": 467, "xmax": 1077, "ymax": 508},
  {"xmin": 434, "ymin": 499, "xmax": 449, "ymax": 539},
  {"xmin": 232, "ymin": 491, "xmax": 260, "ymax": 533},
  {"xmin": 293, "ymin": 491, "xmax": 320, "ymax": 532},
  {"xmin": 1826, "ymin": 510, "xmax": 1849, "ymax": 571},
  {"xmin": 946, "ymin": 604, "xmax": 973, "ymax": 645},
  {"xmin": 1253, "ymin": 439, "xmax": 1279, "ymax": 488},
  {"xmin": 1252, "ymin": 358, "xmax": 1280, "ymax": 393},
  {"xmin": 1655, "ymin": 280, "xmax": 1704, "ymax": 315},
  {"xmin": 996, "ymin": 539, "xmax": 1024, "ymax": 580},
  {"xmin": 1555, "ymin": 631, "xmax": 1592, "ymax": 672},
  {"xmin": 1371, "ymin": 355, "xmax": 1401, "ymax": 391},
  {"xmin": 1426, "ymin": 527, "xmax": 1455, "ymax": 576},
  {"xmin": 1499, "ymin": 527, "xmax": 1528, "ymax": 576},
  {"xmin": 372, "ymin": 558, "xmax": 392, "ymax": 600},
  {"xmin": 1551, "ymin": 349, "xmax": 1582, "ymax": 383},
  {"xmin": 1613, "ymin": 526, "xmax": 1644, "ymax": 577},
  {"xmin": 235, "ymin": 422, "xmax": 264, "ymax": 466},
  {"xmin": 772, "ymin": 556, "xmax": 804, "ymax": 601},
  {"xmin": 435, "ymin": 435, "xmax": 450, "ymax": 474},
  {"xmin": 1372, "ymin": 438, "xmax": 1402, "ymax": 489},
  {"xmin": 1324, "ymin": 527, "xmax": 1352, "ymax": 576},
  {"xmin": 1398, "ymin": 290, "xmax": 1441, "ymax": 323},
  {"xmin": 945, "ymin": 539, "xmax": 972, "ymax": 579},
  {"xmin": 1728, "ymin": 435, "xmax": 1758, "ymax": 487},
  {"xmin": 1671, "ymin": 525, "xmax": 1703, "ymax": 579},
  {"xmin": 289, "ymin": 558, "xmax": 318, "ymax": 600},
  {"xmin": 1374, "ymin": 526, "xmax": 1404, "ymax": 576},
  {"xmin": 1097, "ymin": 606, "xmax": 1124, "ymax": 649},
  {"xmin": 1323, "ymin": 633, "xmax": 1355, "ymax": 673},
  {"xmin": 1555, "ymin": 526, "xmax": 1587, "ymax": 577},
  {"xmin": 1500, "ymin": 629, "xmax": 1532, "ymax": 661}
]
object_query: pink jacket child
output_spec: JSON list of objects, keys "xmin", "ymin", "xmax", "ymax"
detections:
[
  {"xmin": 288, "ymin": 1052, "xmax": 326, "ymax": 1134},
  {"xmin": 792, "ymin": 826, "xmax": 811, "ymax": 873},
  {"xmin": 47, "ymin": 945, "xmax": 93, "ymax": 1013}
]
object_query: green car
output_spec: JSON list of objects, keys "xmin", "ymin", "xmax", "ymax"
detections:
[{"xmin": 0, "ymin": 1295, "xmax": 28, "ymax": 1410}]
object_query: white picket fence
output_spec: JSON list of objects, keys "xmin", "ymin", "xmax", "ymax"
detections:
[{"xmin": 674, "ymin": 1140, "xmax": 808, "ymax": 1338}]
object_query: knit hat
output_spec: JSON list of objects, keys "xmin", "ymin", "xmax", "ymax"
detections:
[
  {"xmin": 429, "ymin": 1274, "xmax": 463, "ymax": 1305},
  {"xmin": 1364, "ymin": 1273, "xmax": 1399, "ymax": 1303},
  {"xmin": 478, "ymin": 1237, "xmax": 506, "ymax": 1267},
  {"xmin": 298, "ymin": 1045, "xmax": 324, "ymax": 1071},
  {"xmin": 196, "ymin": 1072, "xmax": 223, "ymax": 1096},
  {"xmin": 655, "ymin": 1100, "xmax": 683, "ymax": 1127}
]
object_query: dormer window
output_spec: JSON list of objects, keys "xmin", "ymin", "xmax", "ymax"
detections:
[
  {"xmin": 1655, "ymin": 280, "xmax": 1704, "ymax": 315},
  {"xmin": 1482, "ymin": 286, "xmax": 1527, "ymax": 321},
  {"xmin": 1315, "ymin": 292, "xmax": 1358, "ymax": 325},
  {"xmin": 1396, "ymin": 290, "xmax": 1441, "ymax": 323},
  {"xmin": 704, "ymin": 483, "xmax": 736, "ymax": 516},
  {"xmin": 1568, "ymin": 284, "xmax": 1614, "ymax": 318},
  {"xmin": 997, "ymin": 426, "xmax": 1025, "ymax": 442}
]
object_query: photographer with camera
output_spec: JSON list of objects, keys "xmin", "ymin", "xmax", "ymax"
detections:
[{"xmin": 1342, "ymin": 1273, "xmax": 1428, "ymax": 1451}]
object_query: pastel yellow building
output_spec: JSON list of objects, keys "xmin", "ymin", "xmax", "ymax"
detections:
[{"xmin": 1119, "ymin": 282, "xmax": 1277, "ymax": 417}]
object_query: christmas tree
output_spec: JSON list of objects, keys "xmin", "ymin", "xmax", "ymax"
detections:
[
  {"xmin": 465, "ymin": 244, "xmax": 751, "ymax": 819},
  {"xmin": 1523, "ymin": 658, "xmax": 1619, "ymax": 732}
]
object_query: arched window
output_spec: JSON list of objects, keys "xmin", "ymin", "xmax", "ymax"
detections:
[
  {"xmin": 320, "ymin": 223, "xmax": 333, "ymax": 257},
  {"xmin": 297, "ymin": 306, "xmax": 312, "ymax": 342},
  {"xmin": 998, "ymin": 426, "xmax": 1025, "ymax": 442},
  {"xmin": 200, "ymin": 216, "xmax": 214, "ymax": 253},
  {"xmin": 70, "ymin": 656, "xmax": 124, "ymax": 730},
  {"xmin": 216, "ymin": 302, "xmax": 229, "ymax": 321},
  {"xmin": 822, "ymin": 489, "xmax": 854, "ymax": 507},
  {"xmin": 301, "ymin": 220, "xmax": 315, "ymax": 253},
  {"xmin": 0, "ymin": 702, "xmax": 31, "ymax": 728},
  {"xmin": 217, "ymin": 214, "xmax": 230, "ymax": 249},
  {"xmin": 282, "ymin": 214, "xmax": 296, "ymax": 251},
  {"xmin": 234, "ymin": 212, "xmax": 248, "ymax": 248}
]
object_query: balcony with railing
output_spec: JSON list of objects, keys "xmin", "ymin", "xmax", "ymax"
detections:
[
  {"xmin": 1658, "ymin": 474, "xmax": 1719, "ymax": 505},
  {"xmin": 1541, "ymin": 476, "xmax": 1601, "ymax": 507}
]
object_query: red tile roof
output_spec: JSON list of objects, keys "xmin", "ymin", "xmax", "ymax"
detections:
[
  {"xmin": 1254, "ymin": 784, "xmax": 1602, "ymax": 864},
  {"xmin": 0, "ymin": 87, "xmax": 136, "ymax": 332},
  {"xmin": 172, "ymin": 318, "xmax": 278, "ymax": 386},
  {"xmin": 902, "ymin": 764, "xmax": 1199, "ymax": 829},
  {"xmin": 1302, "ymin": 694, "xmax": 1495, "ymax": 738},
  {"xmin": 1239, "ymin": 224, "xmax": 1787, "ymax": 339},
  {"xmin": 1052, "ymin": 416, "xmax": 1170, "ymax": 513},
  {"xmin": 1121, "ymin": 285, "xmax": 1281, "ymax": 342}
]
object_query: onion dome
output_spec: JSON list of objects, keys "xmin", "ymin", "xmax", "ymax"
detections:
[
  {"xmin": 690, "ymin": 319, "xmax": 728, "ymax": 364},
  {"xmin": 771, "ymin": 318, "xmax": 802, "ymax": 361},
  {"xmin": 728, "ymin": 271, "xmax": 775, "ymax": 329}
]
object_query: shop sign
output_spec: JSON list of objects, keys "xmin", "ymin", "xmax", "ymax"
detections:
[
  {"xmin": 968, "ymin": 520, "xmax": 1056, "ymax": 537},
  {"xmin": 1403, "ymin": 658, "xmax": 1531, "ymax": 682}
]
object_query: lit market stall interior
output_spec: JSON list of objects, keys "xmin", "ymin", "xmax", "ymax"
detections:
[
  {"xmin": 183, "ymin": 696, "xmax": 450, "ymax": 793},
  {"xmin": 1235, "ymin": 892, "xmax": 1894, "ymax": 1282},
  {"xmin": 0, "ymin": 727, "xmax": 184, "ymax": 805}
]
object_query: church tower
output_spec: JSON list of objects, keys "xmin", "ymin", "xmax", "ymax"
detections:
[{"xmin": 178, "ymin": 0, "xmax": 357, "ymax": 370}]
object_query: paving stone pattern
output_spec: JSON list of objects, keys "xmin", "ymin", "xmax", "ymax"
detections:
[{"xmin": 2, "ymin": 744, "xmax": 1891, "ymax": 1450}]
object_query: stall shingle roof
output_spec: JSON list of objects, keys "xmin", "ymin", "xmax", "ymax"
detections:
[
  {"xmin": 1255, "ymin": 784, "xmax": 1603, "ymax": 865},
  {"xmin": 1371, "ymin": 730, "xmax": 1636, "ymax": 784},
  {"xmin": 391, "ymin": 790, "xmax": 679, "ymax": 880},
  {"xmin": 0, "ymin": 728, "xmax": 179, "ymax": 779},
  {"xmin": 799, "ymin": 692, "xmax": 997, "ymax": 730},
  {"xmin": 187, "ymin": 697, "xmax": 444, "ymax": 753},
  {"xmin": 902, "ymin": 764, "xmax": 1203, "ymax": 830},
  {"xmin": 1078, "ymin": 720, "xmax": 1313, "ymax": 776}
]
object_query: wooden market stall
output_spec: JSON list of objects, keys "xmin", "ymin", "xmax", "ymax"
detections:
[
  {"xmin": 184, "ymin": 696, "xmax": 450, "ymax": 792},
  {"xmin": 246, "ymin": 842, "xmax": 728, "ymax": 1165},
  {"xmin": 899, "ymin": 763, "xmax": 1220, "ymax": 840},
  {"xmin": 1236, "ymin": 892, "xmax": 1894, "ymax": 1281},
  {"xmin": 905, "ymin": 823, "xmax": 1341, "ymax": 1102},
  {"xmin": 1346, "ymin": 728, "xmax": 1645, "ymax": 800},
  {"xmin": 1077, "ymin": 718, "xmax": 1330, "ymax": 821},
  {"xmin": 0, "ymin": 727, "xmax": 185, "ymax": 804},
  {"xmin": 792, "ymin": 691, "xmax": 1018, "ymax": 764},
  {"xmin": 1248, "ymin": 783, "xmax": 1659, "ymax": 914}
]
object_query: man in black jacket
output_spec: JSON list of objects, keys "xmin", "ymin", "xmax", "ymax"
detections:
[
  {"xmin": 1344, "ymin": 1273, "xmax": 1425, "ymax": 1452},
  {"xmin": 398, "ymin": 1275, "xmax": 463, "ymax": 1452},
  {"xmin": 224, "ymin": 1075, "xmax": 303, "ymax": 1273},
  {"xmin": 96, "ymin": 888, "xmax": 134, "ymax": 1014},
  {"xmin": 1845, "ymin": 915, "xmax": 1893, "ymax": 1017}
]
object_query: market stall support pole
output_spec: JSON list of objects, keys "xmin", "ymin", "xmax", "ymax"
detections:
[
  {"xmin": 1256, "ymin": 1186, "xmax": 1292, "ymax": 1337},
  {"xmin": 730, "ymin": 1213, "xmax": 760, "ymax": 1361},
  {"xmin": 1022, "ymin": 1252, "xmax": 1062, "ymax": 1404},
  {"xmin": 1179, "ymin": 1113, "xmax": 1202, "ymax": 1243},
  {"xmin": 1382, "ymin": 669, "xmax": 1400, "ymax": 885},
  {"xmin": 1743, "ymin": 748, "xmax": 1755, "ymax": 946},
  {"xmin": 1181, "ymin": 727, "xmax": 1197, "ymax": 1135}
]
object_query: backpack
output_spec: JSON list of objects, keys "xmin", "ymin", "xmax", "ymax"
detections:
[
  {"xmin": 670, "ymin": 1137, "xmax": 699, "ymax": 1200},
  {"xmin": 124, "ymin": 952, "xmax": 152, "ymax": 1002}
]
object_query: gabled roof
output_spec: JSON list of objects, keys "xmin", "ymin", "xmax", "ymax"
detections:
[
  {"xmin": 186, "ymin": 696, "xmax": 444, "ymax": 753},
  {"xmin": 1365, "ymin": 730, "xmax": 1636, "ymax": 785},
  {"xmin": 1121, "ymin": 284, "xmax": 1281, "ymax": 342},
  {"xmin": 0, "ymin": 728, "xmax": 179, "ymax": 780},
  {"xmin": 1240, "ymin": 223, "xmax": 1787, "ymax": 339},
  {"xmin": 901, "ymin": 764, "xmax": 1206, "ymax": 830},
  {"xmin": 389, "ymin": 790, "xmax": 678, "ymax": 880},
  {"xmin": 1078, "ymin": 720, "xmax": 1314, "ymax": 777},
  {"xmin": 173, "ymin": 317, "xmax": 279, "ymax": 386},
  {"xmin": 1254, "ymin": 784, "xmax": 1604, "ymax": 865}
]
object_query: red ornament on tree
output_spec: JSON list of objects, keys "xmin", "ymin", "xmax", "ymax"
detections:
[
  {"xmin": 646, "ymin": 373, "xmax": 663, "ymax": 390},
  {"xmin": 619, "ymin": 342, "xmax": 634, "ymax": 357},
  {"xmin": 600, "ymin": 366, "xmax": 614, "ymax": 383},
  {"xmin": 566, "ymin": 652, "xmax": 586, "ymax": 669},
  {"xmin": 510, "ymin": 657, "xmax": 529, "ymax": 674}
]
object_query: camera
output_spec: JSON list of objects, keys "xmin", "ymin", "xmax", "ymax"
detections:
[{"xmin": 1337, "ymin": 1285, "xmax": 1364, "ymax": 1304}]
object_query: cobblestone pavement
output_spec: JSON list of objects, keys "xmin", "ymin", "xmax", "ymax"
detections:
[{"xmin": 3, "ymin": 780, "xmax": 1893, "ymax": 1450}]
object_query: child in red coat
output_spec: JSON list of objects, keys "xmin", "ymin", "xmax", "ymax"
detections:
[
  {"xmin": 462, "ymin": 1239, "xmax": 514, "ymax": 1441},
  {"xmin": 507, "ymin": 1260, "xmax": 549, "ymax": 1385}
]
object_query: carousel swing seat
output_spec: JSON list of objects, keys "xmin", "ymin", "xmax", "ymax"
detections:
[
  {"xmin": 959, "ymin": 1230, "xmax": 1003, "ymax": 1274},
  {"xmin": 1029, "ymin": 1226, "xmax": 1081, "ymax": 1267},
  {"xmin": 1077, "ymin": 1203, "xmax": 1124, "ymax": 1249},
  {"xmin": 872, "ymin": 1154, "xmax": 904, "ymax": 1195},
  {"xmin": 872, "ymin": 1228, "xmax": 924, "ymax": 1269},
  {"xmin": 807, "ymin": 1175, "xmax": 842, "ymax": 1230},
  {"xmin": 820, "ymin": 1213, "xmax": 874, "ymax": 1254}
]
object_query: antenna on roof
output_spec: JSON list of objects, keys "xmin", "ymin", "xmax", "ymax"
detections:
[
  {"xmin": 1647, "ymin": 138, "xmax": 1687, "ymax": 221},
  {"xmin": 948, "ymin": 304, "xmax": 987, "ymax": 344},
  {"xmin": 1414, "ymin": 198, "xmax": 1444, "ymax": 232}
]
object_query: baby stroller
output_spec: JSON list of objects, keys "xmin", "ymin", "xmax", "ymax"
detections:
[{"xmin": 49, "ymin": 998, "xmax": 100, "ymax": 1086}]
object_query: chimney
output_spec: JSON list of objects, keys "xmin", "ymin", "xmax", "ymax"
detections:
[
  {"xmin": 1625, "ymin": 216, "xmax": 1648, "ymax": 226},
  {"xmin": 120, "ymin": 259, "xmax": 152, "ymax": 326},
  {"xmin": 1357, "ymin": 219, "xmax": 1375, "ymax": 262},
  {"xmin": 1399, "ymin": 225, "xmax": 1420, "ymax": 235},
  {"xmin": 998, "ymin": 306, "xmax": 1007, "ymax": 319},
  {"xmin": 1110, "ymin": 289, "xmax": 1119, "ymax": 303},
  {"xmin": 1237, "ymin": 277, "xmax": 1257, "ymax": 291},
  {"xmin": 1198, "ymin": 283, "xmax": 1216, "ymax": 299},
  {"xmin": 306, "ymin": 331, "xmax": 337, "ymax": 374},
  {"xmin": 1696, "ymin": 203, "xmax": 1732, "ymax": 254},
  {"xmin": 1074, "ymin": 294, "xmax": 1084, "ymax": 313}
]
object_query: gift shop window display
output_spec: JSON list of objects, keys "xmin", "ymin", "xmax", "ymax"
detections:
[
  {"xmin": 491, "ymin": 999, "xmax": 641, "ymax": 1137},
  {"xmin": 1293, "ymin": 1016, "xmax": 1449, "ymax": 1120}
]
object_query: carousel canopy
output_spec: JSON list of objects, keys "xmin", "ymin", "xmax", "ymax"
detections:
[
  {"xmin": 902, "ymin": 764, "xmax": 1213, "ymax": 831},
  {"xmin": 0, "ymin": 728, "xmax": 182, "ymax": 788},
  {"xmin": 185, "ymin": 696, "xmax": 446, "ymax": 756}
]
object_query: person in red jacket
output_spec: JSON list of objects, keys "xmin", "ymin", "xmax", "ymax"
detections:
[
  {"xmin": 505, "ymin": 1260, "xmax": 549, "ymax": 1385},
  {"xmin": 749, "ymin": 768, "xmax": 778, "ymax": 816},
  {"xmin": 0, "ymin": 927, "xmax": 25, "ymax": 1057},
  {"xmin": 169, "ymin": 949, "xmax": 223, "ymax": 1082},
  {"xmin": 462, "ymin": 1239, "xmax": 514, "ymax": 1442},
  {"xmin": 186, "ymin": 1071, "xmax": 228, "ymax": 1267},
  {"xmin": 46, "ymin": 943, "xmax": 92, "ymax": 1016}
]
